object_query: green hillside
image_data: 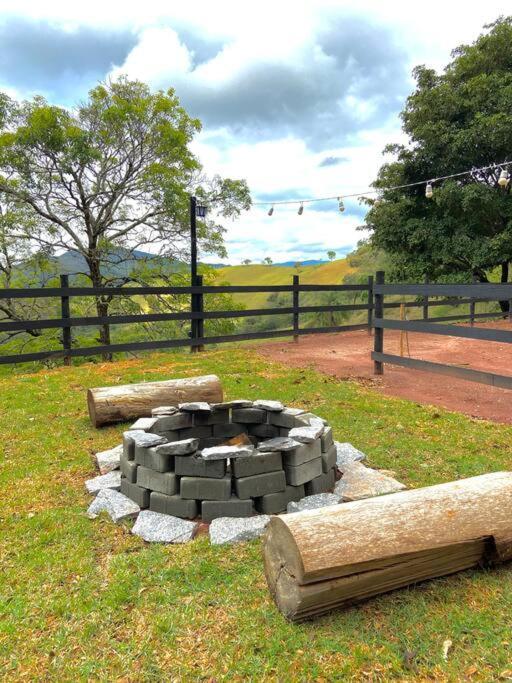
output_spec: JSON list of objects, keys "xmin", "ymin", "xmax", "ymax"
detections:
[{"xmin": 215, "ymin": 259, "xmax": 355, "ymax": 309}]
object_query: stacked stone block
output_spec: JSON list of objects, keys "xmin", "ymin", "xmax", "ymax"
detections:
[{"xmin": 119, "ymin": 401, "xmax": 337, "ymax": 521}]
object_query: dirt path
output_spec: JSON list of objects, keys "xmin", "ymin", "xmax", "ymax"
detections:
[{"xmin": 255, "ymin": 320, "xmax": 512, "ymax": 424}]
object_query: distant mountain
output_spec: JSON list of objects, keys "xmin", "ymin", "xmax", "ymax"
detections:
[
  {"xmin": 208, "ymin": 259, "xmax": 330, "ymax": 268},
  {"xmin": 53, "ymin": 248, "xmax": 186, "ymax": 280}
]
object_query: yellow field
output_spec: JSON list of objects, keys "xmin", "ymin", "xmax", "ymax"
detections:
[{"xmin": 215, "ymin": 259, "xmax": 355, "ymax": 307}]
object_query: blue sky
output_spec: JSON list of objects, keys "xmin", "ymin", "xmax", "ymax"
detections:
[{"xmin": 0, "ymin": 1, "xmax": 509, "ymax": 263}]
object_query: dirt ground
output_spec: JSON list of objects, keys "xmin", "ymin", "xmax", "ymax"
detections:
[{"xmin": 256, "ymin": 320, "xmax": 512, "ymax": 424}]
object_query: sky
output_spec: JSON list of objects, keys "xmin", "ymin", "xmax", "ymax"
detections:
[{"xmin": 0, "ymin": 0, "xmax": 510, "ymax": 264}]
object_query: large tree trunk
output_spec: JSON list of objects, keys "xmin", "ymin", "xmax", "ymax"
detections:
[
  {"xmin": 88, "ymin": 256, "xmax": 112, "ymax": 361},
  {"xmin": 263, "ymin": 472, "xmax": 512, "ymax": 621},
  {"xmin": 87, "ymin": 373, "xmax": 223, "ymax": 427}
]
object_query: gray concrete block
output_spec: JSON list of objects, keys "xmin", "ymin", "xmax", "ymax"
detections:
[
  {"xmin": 231, "ymin": 408, "xmax": 266, "ymax": 424},
  {"xmin": 232, "ymin": 450, "xmax": 282, "ymax": 478},
  {"xmin": 255, "ymin": 484, "xmax": 305, "ymax": 514},
  {"xmin": 269, "ymin": 407, "xmax": 305, "ymax": 429},
  {"xmin": 150, "ymin": 492, "xmax": 198, "ymax": 519},
  {"xmin": 248, "ymin": 423, "xmax": 279, "ymax": 439},
  {"xmin": 120, "ymin": 478, "xmax": 150, "ymax": 508},
  {"xmin": 120, "ymin": 452, "xmax": 138, "ymax": 483},
  {"xmin": 175, "ymin": 454, "xmax": 226, "ymax": 479},
  {"xmin": 285, "ymin": 457, "xmax": 323, "ymax": 486},
  {"xmin": 199, "ymin": 437, "xmax": 226, "ymax": 449},
  {"xmin": 137, "ymin": 466, "xmax": 178, "ymax": 496},
  {"xmin": 153, "ymin": 412, "xmax": 192, "ymax": 431},
  {"xmin": 321, "ymin": 426, "xmax": 334, "ymax": 453},
  {"xmin": 130, "ymin": 417, "xmax": 159, "ymax": 431},
  {"xmin": 155, "ymin": 438, "xmax": 199, "ymax": 456},
  {"xmin": 193, "ymin": 408, "xmax": 230, "ymax": 426},
  {"xmin": 322, "ymin": 443, "xmax": 337, "ymax": 472},
  {"xmin": 180, "ymin": 475, "xmax": 232, "ymax": 501},
  {"xmin": 305, "ymin": 467, "xmax": 336, "ymax": 495},
  {"xmin": 179, "ymin": 401, "xmax": 211, "ymax": 412},
  {"xmin": 253, "ymin": 399, "xmax": 284, "ymax": 412},
  {"xmin": 279, "ymin": 428, "xmax": 290, "ymax": 437},
  {"xmin": 212, "ymin": 422, "xmax": 246, "ymax": 438},
  {"xmin": 135, "ymin": 447, "xmax": 174, "ymax": 473},
  {"xmin": 234, "ymin": 470, "xmax": 286, "ymax": 499},
  {"xmin": 201, "ymin": 497, "xmax": 253, "ymax": 523},
  {"xmin": 283, "ymin": 439, "xmax": 321, "ymax": 466},
  {"xmin": 122, "ymin": 430, "xmax": 144, "ymax": 460},
  {"xmin": 178, "ymin": 426, "xmax": 213, "ymax": 440}
]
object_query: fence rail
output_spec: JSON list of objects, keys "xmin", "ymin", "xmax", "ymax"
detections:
[{"xmin": 372, "ymin": 271, "xmax": 512, "ymax": 389}]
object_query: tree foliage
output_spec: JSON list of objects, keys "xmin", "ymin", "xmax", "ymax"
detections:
[
  {"xmin": 365, "ymin": 17, "xmax": 512, "ymax": 288},
  {"xmin": 0, "ymin": 78, "xmax": 251, "ymax": 354}
]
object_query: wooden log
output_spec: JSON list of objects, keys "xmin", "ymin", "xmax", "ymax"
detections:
[
  {"xmin": 263, "ymin": 472, "xmax": 512, "ymax": 621},
  {"xmin": 87, "ymin": 374, "xmax": 223, "ymax": 427}
]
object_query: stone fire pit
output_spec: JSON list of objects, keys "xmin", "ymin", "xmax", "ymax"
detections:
[{"xmin": 86, "ymin": 399, "xmax": 406, "ymax": 544}]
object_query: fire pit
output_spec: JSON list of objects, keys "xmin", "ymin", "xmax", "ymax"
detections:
[{"xmin": 118, "ymin": 400, "xmax": 337, "ymax": 522}]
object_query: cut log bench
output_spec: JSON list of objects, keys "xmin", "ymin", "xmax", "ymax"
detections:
[
  {"xmin": 87, "ymin": 374, "xmax": 223, "ymax": 427},
  {"xmin": 263, "ymin": 472, "xmax": 512, "ymax": 621}
]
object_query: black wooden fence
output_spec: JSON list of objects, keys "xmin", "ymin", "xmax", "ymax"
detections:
[
  {"xmin": 0, "ymin": 276, "xmax": 371, "ymax": 365},
  {"xmin": 372, "ymin": 271, "xmax": 512, "ymax": 389}
]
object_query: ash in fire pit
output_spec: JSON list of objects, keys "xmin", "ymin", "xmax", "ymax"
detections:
[{"xmin": 117, "ymin": 400, "xmax": 337, "ymax": 522}]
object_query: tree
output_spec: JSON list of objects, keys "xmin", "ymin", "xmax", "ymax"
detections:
[
  {"xmin": 263, "ymin": 257, "xmax": 273, "ymax": 266},
  {"xmin": 242, "ymin": 259, "xmax": 251, "ymax": 265},
  {"xmin": 327, "ymin": 250, "xmax": 336, "ymax": 261},
  {"xmin": 365, "ymin": 17, "xmax": 512, "ymax": 309},
  {"xmin": 0, "ymin": 79, "xmax": 251, "ymax": 357}
]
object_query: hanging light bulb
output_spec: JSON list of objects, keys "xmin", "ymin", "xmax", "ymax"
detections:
[
  {"xmin": 298, "ymin": 203, "xmax": 304, "ymax": 215},
  {"xmin": 498, "ymin": 169, "xmax": 510, "ymax": 187},
  {"xmin": 338, "ymin": 197, "xmax": 345, "ymax": 212},
  {"xmin": 268, "ymin": 206, "xmax": 274, "ymax": 216},
  {"xmin": 425, "ymin": 182, "xmax": 433, "ymax": 199}
]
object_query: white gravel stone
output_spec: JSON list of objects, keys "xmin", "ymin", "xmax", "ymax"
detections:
[
  {"xmin": 257, "ymin": 437, "xmax": 301, "ymax": 452},
  {"xmin": 287, "ymin": 493, "xmax": 341, "ymax": 513},
  {"xmin": 334, "ymin": 462, "xmax": 407, "ymax": 501},
  {"xmin": 200, "ymin": 444, "xmax": 255, "ymax": 460},
  {"xmin": 209, "ymin": 515, "xmax": 271, "ymax": 545},
  {"xmin": 87, "ymin": 488, "xmax": 140, "ymax": 522},
  {"xmin": 155, "ymin": 438, "xmax": 199, "ymax": 456},
  {"xmin": 253, "ymin": 400, "xmax": 284, "ymax": 412},
  {"xmin": 288, "ymin": 423, "xmax": 324, "ymax": 443},
  {"xmin": 130, "ymin": 417, "xmax": 159, "ymax": 431},
  {"xmin": 179, "ymin": 401, "xmax": 211, "ymax": 412},
  {"xmin": 211, "ymin": 399, "xmax": 253, "ymax": 409},
  {"xmin": 94, "ymin": 444, "xmax": 122, "ymax": 474},
  {"xmin": 131, "ymin": 510, "xmax": 198, "ymax": 543},
  {"xmin": 334, "ymin": 442, "xmax": 367, "ymax": 468},
  {"xmin": 151, "ymin": 406, "xmax": 178, "ymax": 416},
  {"xmin": 85, "ymin": 470, "xmax": 122, "ymax": 494}
]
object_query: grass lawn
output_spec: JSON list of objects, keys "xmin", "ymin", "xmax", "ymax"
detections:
[{"xmin": 1, "ymin": 347, "xmax": 512, "ymax": 681}]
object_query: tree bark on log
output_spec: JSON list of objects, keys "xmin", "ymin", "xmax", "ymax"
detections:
[
  {"xmin": 87, "ymin": 374, "xmax": 223, "ymax": 427},
  {"xmin": 263, "ymin": 472, "xmax": 512, "ymax": 621}
]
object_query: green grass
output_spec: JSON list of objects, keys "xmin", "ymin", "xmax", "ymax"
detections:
[{"xmin": 1, "ymin": 348, "xmax": 512, "ymax": 681}]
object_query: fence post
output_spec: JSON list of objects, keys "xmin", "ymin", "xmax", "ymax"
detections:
[
  {"xmin": 190, "ymin": 276, "xmax": 198, "ymax": 353},
  {"xmin": 60, "ymin": 274, "xmax": 72, "ymax": 366},
  {"xmin": 293, "ymin": 275, "xmax": 299, "ymax": 342},
  {"xmin": 373, "ymin": 270, "xmax": 384, "ymax": 375},
  {"xmin": 470, "ymin": 274, "xmax": 477, "ymax": 326},
  {"xmin": 196, "ymin": 274, "xmax": 204, "ymax": 352},
  {"xmin": 423, "ymin": 275, "xmax": 429, "ymax": 320},
  {"xmin": 367, "ymin": 275, "xmax": 373, "ymax": 335}
]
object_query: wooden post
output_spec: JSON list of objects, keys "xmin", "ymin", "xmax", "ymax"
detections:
[
  {"xmin": 60, "ymin": 274, "xmax": 72, "ymax": 366},
  {"xmin": 470, "ymin": 274, "xmax": 477, "ymax": 327},
  {"xmin": 293, "ymin": 275, "xmax": 299, "ymax": 342},
  {"xmin": 423, "ymin": 275, "xmax": 429, "ymax": 320},
  {"xmin": 367, "ymin": 275, "xmax": 373, "ymax": 335},
  {"xmin": 196, "ymin": 274, "xmax": 204, "ymax": 352},
  {"xmin": 373, "ymin": 270, "xmax": 384, "ymax": 375}
]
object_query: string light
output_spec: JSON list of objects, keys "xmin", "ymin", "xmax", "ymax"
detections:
[
  {"xmin": 498, "ymin": 169, "xmax": 510, "ymax": 187},
  {"xmin": 257, "ymin": 159, "xmax": 512, "ymax": 215}
]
